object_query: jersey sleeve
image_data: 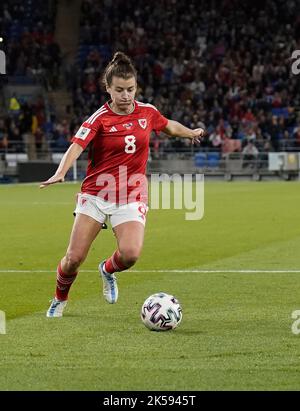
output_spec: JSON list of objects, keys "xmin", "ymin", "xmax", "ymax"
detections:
[
  {"xmin": 151, "ymin": 108, "xmax": 168, "ymax": 132},
  {"xmin": 71, "ymin": 120, "xmax": 100, "ymax": 149}
]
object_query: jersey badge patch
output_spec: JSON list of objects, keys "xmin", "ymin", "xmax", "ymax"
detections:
[{"xmin": 75, "ymin": 126, "xmax": 91, "ymax": 140}]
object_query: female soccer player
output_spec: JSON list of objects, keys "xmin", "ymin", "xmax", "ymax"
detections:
[{"xmin": 41, "ymin": 52, "xmax": 204, "ymax": 317}]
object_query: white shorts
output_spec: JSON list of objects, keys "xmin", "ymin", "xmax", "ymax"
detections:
[{"xmin": 74, "ymin": 193, "xmax": 148, "ymax": 228}]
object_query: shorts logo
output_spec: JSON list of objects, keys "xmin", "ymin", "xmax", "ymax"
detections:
[
  {"xmin": 81, "ymin": 198, "xmax": 88, "ymax": 206},
  {"xmin": 75, "ymin": 126, "xmax": 91, "ymax": 140},
  {"xmin": 138, "ymin": 119, "xmax": 147, "ymax": 129}
]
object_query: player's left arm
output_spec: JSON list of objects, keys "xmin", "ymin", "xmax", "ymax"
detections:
[{"xmin": 162, "ymin": 119, "xmax": 205, "ymax": 143}]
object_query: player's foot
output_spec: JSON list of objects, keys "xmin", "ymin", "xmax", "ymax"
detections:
[
  {"xmin": 46, "ymin": 297, "xmax": 67, "ymax": 318},
  {"xmin": 99, "ymin": 261, "xmax": 118, "ymax": 304}
]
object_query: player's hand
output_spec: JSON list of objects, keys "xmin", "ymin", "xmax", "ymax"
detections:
[
  {"xmin": 191, "ymin": 125, "xmax": 205, "ymax": 144},
  {"xmin": 39, "ymin": 174, "xmax": 65, "ymax": 188}
]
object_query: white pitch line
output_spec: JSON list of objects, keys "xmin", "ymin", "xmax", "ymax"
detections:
[
  {"xmin": 1, "ymin": 269, "xmax": 300, "ymax": 273},
  {"xmin": 132, "ymin": 269, "xmax": 300, "ymax": 273}
]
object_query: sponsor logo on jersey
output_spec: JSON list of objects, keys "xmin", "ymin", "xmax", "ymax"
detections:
[
  {"xmin": 75, "ymin": 126, "xmax": 91, "ymax": 140},
  {"xmin": 138, "ymin": 119, "xmax": 147, "ymax": 129},
  {"xmin": 109, "ymin": 126, "xmax": 118, "ymax": 132},
  {"xmin": 123, "ymin": 122, "xmax": 133, "ymax": 130}
]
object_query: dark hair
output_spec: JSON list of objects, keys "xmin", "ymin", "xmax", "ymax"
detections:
[{"xmin": 102, "ymin": 52, "xmax": 137, "ymax": 88}]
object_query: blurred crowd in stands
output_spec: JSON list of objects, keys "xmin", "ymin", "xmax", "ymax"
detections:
[
  {"xmin": 0, "ymin": 93, "xmax": 71, "ymax": 159},
  {"xmin": 0, "ymin": 0, "xmax": 63, "ymax": 158},
  {"xmin": 73, "ymin": 0, "xmax": 300, "ymax": 157},
  {"xmin": 1, "ymin": 0, "xmax": 300, "ymax": 158},
  {"xmin": 0, "ymin": 0, "xmax": 61, "ymax": 89}
]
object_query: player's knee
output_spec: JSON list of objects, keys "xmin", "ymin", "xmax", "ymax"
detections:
[
  {"xmin": 65, "ymin": 250, "xmax": 85, "ymax": 270},
  {"xmin": 120, "ymin": 247, "xmax": 141, "ymax": 266}
]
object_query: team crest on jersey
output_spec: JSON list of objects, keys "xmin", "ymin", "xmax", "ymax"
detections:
[
  {"xmin": 123, "ymin": 122, "xmax": 133, "ymax": 130},
  {"xmin": 138, "ymin": 119, "xmax": 147, "ymax": 129}
]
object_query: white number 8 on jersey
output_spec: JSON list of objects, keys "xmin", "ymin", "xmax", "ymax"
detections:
[{"xmin": 124, "ymin": 135, "xmax": 136, "ymax": 153}]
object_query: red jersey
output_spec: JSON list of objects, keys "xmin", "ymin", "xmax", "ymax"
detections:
[{"xmin": 71, "ymin": 100, "xmax": 168, "ymax": 204}]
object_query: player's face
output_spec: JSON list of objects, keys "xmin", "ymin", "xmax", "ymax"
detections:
[{"xmin": 107, "ymin": 76, "xmax": 137, "ymax": 113}]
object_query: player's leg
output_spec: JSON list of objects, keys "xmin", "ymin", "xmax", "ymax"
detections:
[
  {"xmin": 47, "ymin": 213, "xmax": 102, "ymax": 317},
  {"xmin": 112, "ymin": 221, "xmax": 145, "ymax": 268},
  {"xmin": 99, "ymin": 202, "xmax": 147, "ymax": 304},
  {"xmin": 99, "ymin": 221, "xmax": 145, "ymax": 304}
]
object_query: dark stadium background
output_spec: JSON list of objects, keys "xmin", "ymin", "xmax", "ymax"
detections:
[{"xmin": 0, "ymin": 0, "xmax": 300, "ymax": 181}]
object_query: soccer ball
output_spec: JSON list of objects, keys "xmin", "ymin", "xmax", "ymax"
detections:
[{"xmin": 141, "ymin": 292, "xmax": 182, "ymax": 331}]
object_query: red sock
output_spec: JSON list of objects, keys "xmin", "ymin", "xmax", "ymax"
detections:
[
  {"xmin": 55, "ymin": 262, "xmax": 78, "ymax": 301},
  {"xmin": 104, "ymin": 250, "xmax": 128, "ymax": 274}
]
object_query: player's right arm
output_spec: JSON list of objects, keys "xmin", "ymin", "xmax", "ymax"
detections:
[
  {"xmin": 39, "ymin": 143, "xmax": 83, "ymax": 188},
  {"xmin": 40, "ymin": 108, "xmax": 104, "ymax": 188}
]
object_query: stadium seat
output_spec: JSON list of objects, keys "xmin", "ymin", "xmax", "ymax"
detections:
[
  {"xmin": 271, "ymin": 108, "xmax": 289, "ymax": 119},
  {"xmin": 207, "ymin": 152, "xmax": 221, "ymax": 168},
  {"xmin": 194, "ymin": 153, "xmax": 206, "ymax": 168}
]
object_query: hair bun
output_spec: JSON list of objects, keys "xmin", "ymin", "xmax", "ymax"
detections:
[
  {"xmin": 103, "ymin": 51, "xmax": 137, "ymax": 87},
  {"xmin": 111, "ymin": 52, "xmax": 132, "ymax": 65}
]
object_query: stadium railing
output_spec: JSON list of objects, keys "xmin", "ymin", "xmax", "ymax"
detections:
[{"xmin": 1, "ymin": 140, "xmax": 300, "ymax": 183}]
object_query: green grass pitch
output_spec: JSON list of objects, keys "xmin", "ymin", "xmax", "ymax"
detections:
[{"xmin": 0, "ymin": 180, "xmax": 300, "ymax": 390}]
